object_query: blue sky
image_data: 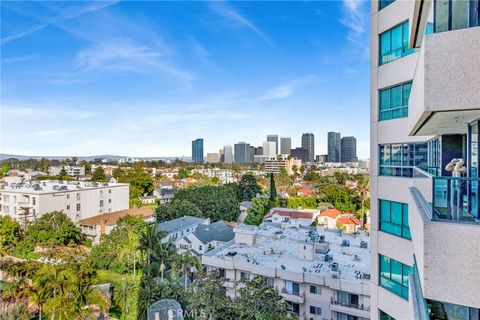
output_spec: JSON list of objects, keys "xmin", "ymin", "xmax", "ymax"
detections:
[{"xmin": 1, "ymin": 0, "xmax": 370, "ymax": 158}]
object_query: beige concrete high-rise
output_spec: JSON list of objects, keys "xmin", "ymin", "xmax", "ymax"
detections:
[{"xmin": 370, "ymin": 1, "xmax": 480, "ymax": 319}]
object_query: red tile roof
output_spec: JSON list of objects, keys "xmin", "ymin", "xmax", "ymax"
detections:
[
  {"xmin": 319, "ymin": 209, "xmax": 341, "ymax": 219},
  {"xmin": 297, "ymin": 189, "xmax": 315, "ymax": 196},
  {"xmin": 273, "ymin": 210, "xmax": 314, "ymax": 219},
  {"xmin": 78, "ymin": 207, "xmax": 154, "ymax": 226},
  {"xmin": 337, "ymin": 217, "xmax": 361, "ymax": 225}
]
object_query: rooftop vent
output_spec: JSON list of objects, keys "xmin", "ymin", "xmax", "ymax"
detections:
[
  {"xmin": 360, "ymin": 241, "xmax": 368, "ymax": 249},
  {"xmin": 324, "ymin": 254, "xmax": 333, "ymax": 262},
  {"xmin": 353, "ymin": 254, "xmax": 360, "ymax": 261},
  {"xmin": 281, "ymin": 265, "xmax": 286, "ymax": 270},
  {"xmin": 331, "ymin": 262, "xmax": 339, "ymax": 272},
  {"xmin": 319, "ymin": 235, "xmax": 325, "ymax": 242},
  {"xmin": 225, "ymin": 251, "xmax": 237, "ymax": 257},
  {"xmin": 341, "ymin": 239, "xmax": 350, "ymax": 247}
]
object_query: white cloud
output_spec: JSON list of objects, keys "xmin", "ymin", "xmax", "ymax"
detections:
[
  {"xmin": 340, "ymin": 0, "xmax": 368, "ymax": 44},
  {"xmin": 210, "ymin": 2, "xmax": 272, "ymax": 45},
  {"xmin": 2, "ymin": 104, "xmax": 95, "ymax": 120},
  {"xmin": 1, "ymin": 1, "xmax": 119, "ymax": 45},
  {"xmin": 257, "ymin": 85, "xmax": 294, "ymax": 101},
  {"xmin": 343, "ymin": 67, "xmax": 359, "ymax": 77}
]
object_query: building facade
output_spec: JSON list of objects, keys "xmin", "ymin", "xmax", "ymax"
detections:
[
  {"xmin": 192, "ymin": 138, "xmax": 204, "ymax": 163},
  {"xmin": 49, "ymin": 166, "xmax": 85, "ymax": 177},
  {"xmin": 0, "ymin": 180, "xmax": 129, "ymax": 226},
  {"xmin": 267, "ymin": 134, "xmax": 279, "ymax": 155},
  {"xmin": 280, "ymin": 137, "xmax": 292, "ymax": 155},
  {"xmin": 328, "ymin": 132, "xmax": 341, "ymax": 163},
  {"xmin": 291, "ymin": 147, "xmax": 309, "ymax": 164},
  {"xmin": 263, "ymin": 141, "xmax": 277, "ymax": 158},
  {"xmin": 223, "ymin": 145, "xmax": 233, "ymax": 164},
  {"xmin": 370, "ymin": 1, "xmax": 480, "ymax": 319},
  {"xmin": 206, "ymin": 153, "xmax": 219, "ymax": 163},
  {"xmin": 341, "ymin": 136, "xmax": 357, "ymax": 163},
  {"xmin": 234, "ymin": 142, "xmax": 251, "ymax": 164},
  {"xmin": 203, "ymin": 223, "xmax": 371, "ymax": 320},
  {"xmin": 301, "ymin": 133, "xmax": 315, "ymax": 163}
]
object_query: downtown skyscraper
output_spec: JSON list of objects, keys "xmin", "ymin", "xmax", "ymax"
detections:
[
  {"xmin": 280, "ymin": 137, "xmax": 292, "ymax": 155},
  {"xmin": 327, "ymin": 132, "xmax": 341, "ymax": 163},
  {"xmin": 191, "ymin": 138, "xmax": 204, "ymax": 163},
  {"xmin": 341, "ymin": 136, "xmax": 357, "ymax": 163},
  {"xmin": 301, "ymin": 133, "xmax": 315, "ymax": 162}
]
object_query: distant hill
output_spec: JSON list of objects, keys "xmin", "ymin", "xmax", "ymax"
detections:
[{"xmin": 0, "ymin": 154, "xmax": 190, "ymax": 161}]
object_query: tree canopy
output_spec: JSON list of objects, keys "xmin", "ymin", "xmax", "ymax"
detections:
[
  {"xmin": 238, "ymin": 174, "xmax": 261, "ymax": 201},
  {"xmin": 156, "ymin": 199, "xmax": 202, "ymax": 222},
  {"xmin": 244, "ymin": 197, "xmax": 271, "ymax": 226},
  {"xmin": 91, "ymin": 166, "xmax": 106, "ymax": 181}
]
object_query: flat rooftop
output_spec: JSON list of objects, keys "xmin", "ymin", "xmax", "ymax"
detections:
[
  {"xmin": 205, "ymin": 223, "xmax": 371, "ymax": 283},
  {"xmin": 0, "ymin": 180, "xmax": 129, "ymax": 194}
]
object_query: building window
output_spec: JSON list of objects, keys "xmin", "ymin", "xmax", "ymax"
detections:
[
  {"xmin": 32, "ymin": 197, "xmax": 36, "ymax": 205},
  {"xmin": 309, "ymin": 285, "xmax": 321, "ymax": 294},
  {"xmin": 286, "ymin": 301, "xmax": 300, "ymax": 315},
  {"xmin": 100, "ymin": 200, "xmax": 104, "ymax": 208},
  {"xmin": 219, "ymin": 268, "xmax": 226, "ymax": 278},
  {"xmin": 380, "ymin": 200, "xmax": 411, "ymax": 239},
  {"xmin": 240, "ymin": 271, "xmax": 250, "ymax": 280},
  {"xmin": 337, "ymin": 291, "xmax": 359, "ymax": 307},
  {"xmin": 379, "ymin": 254, "xmax": 412, "ymax": 300},
  {"xmin": 108, "ymin": 199, "xmax": 111, "ymax": 203},
  {"xmin": 380, "ymin": 310, "xmax": 396, "ymax": 320},
  {"xmin": 76, "ymin": 204, "xmax": 81, "ymax": 211},
  {"xmin": 285, "ymin": 281, "xmax": 300, "ymax": 295},
  {"xmin": 434, "ymin": 0, "xmax": 480, "ymax": 33},
  {"xmin": 76, "ymin": 193, "xmax": 80, "ymax": 201},
  {"xmin": 66, "ymin": 194, "xmax": 70, "ymax": 199},
  {"xmin": 379, "ymin": 142, "xmax": 428, "ymax": 177},
  {"xmin": 379, "ymin": 0, "xmax": 395, "ymax": 10},
  {"xmin": 4, "ymin": 206, "xmax": 9, "ymax": 214},
  {"xmin": 309, "ymin": 306, "xmax": 322, "ymax": 315},
  {"xmin": 337, "ymin": 313, "xmax": 358, "ymax": 320},
  {"xmin": 427, "ymin": 299, "xmax": 480, "ymax": 320},
  {"xmin": 14, "ymin": 207, "xmax": 17, "ymax": 215},
  {"xmin": 67, "ymin": 205, "xmax": 70, "ymax": 210},
  {"xmin": 266, "ymin": 277, "xmax": 274, "ymax": 287},
  {"xmin": 100, "ymin": 190, "xmax": 103, "ymax": 198},
  {"xmin": 109, "ymin": 189, "xmax": 112, "ymax": 194},
  {"xmin": 13, "ymin": 195, "xmax": 16, "ymax": 203},
  {"xmin": 199, "ymin": 245, "xmax": 202, "ymax": 251},
  {"xmin": 379, "ymin": 21, "xmax": 414, "ymax": 65},
  {"xmin": 379, "ymin": 81, "xmax": 412, "ymax": 121}
]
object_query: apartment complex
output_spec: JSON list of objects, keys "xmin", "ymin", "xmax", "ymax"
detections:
[
  {"xmin": 370, "ymin": 1, "xmax": 479, "ymax": 319},
  {"xmin": 203, "ymin": 223, "xmax": 371, "ymax": 320},
  {"xmin": 0, "ymin": 180, "xmax": 129, "ymax": 226},
  {"xmin": 49, "ymin": 166, "xmax": 85, "ymax": 177},
  {"xmin": 264, "ymin": 156, "xmax": 302, "ymax": 175}
]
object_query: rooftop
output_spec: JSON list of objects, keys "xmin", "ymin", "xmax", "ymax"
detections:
[
  {"xmin": 0, "ymin": 180, "xmax": 129, "ymax": 194},
  {"xmin": 78, "ymin": 207, "xmax": 155, "ymax": 227},
  {"xmin": 157, "ymin": 215, "xmax": 207, "ymax": 233},
  {"xmin": 268, "ymin": 207, "xmax": 319, "ymax": 220},
  {"xmin": 204, "ymin": 222, "xmax": 370, "ymax": 283},
  {"xmin": 319, "ymin": 208, "xmax": 341, "ymax": 219},
  {"xmin": 193, "ymin": 221, "xmax": 234, "ymax": 244}
]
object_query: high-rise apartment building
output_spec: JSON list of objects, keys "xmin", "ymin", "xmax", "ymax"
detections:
[
  {"xmin": 223, "ymin": 145, "xmax": 233, "ymax": 164},
  {"xmin": 234, "ymin": 142, "xmax": 250, "ymax": 164},
  {"xmin": 341, "ymin": 136, "xmax": 357, "ymax": 163},
  {"xmin": 328, "ymin": 132, "xmax": 341, "ymax": 163},
  {"xmin": 192, "ymin": 138, "xmax": 204, "ymax": 163},
  {"xmin": 301, "ymin": 133, "xmax": 315, "ymax": 162},
  {"xmin": 267, "ymin": 135, "xmax": 279, "ymax": 155},
  {"xmin": 370, "ymin": 1, "xmax": 480, "ymax": 319},
  {"xmin": 280, "ymin": 137, "xmax": 292, "ymax": 155}
]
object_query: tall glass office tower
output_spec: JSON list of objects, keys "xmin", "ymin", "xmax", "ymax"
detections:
[{"xmin": 192, "ymin": 138, "xmax": 204, "ymax": 163}]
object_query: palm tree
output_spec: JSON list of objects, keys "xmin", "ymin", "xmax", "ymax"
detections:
[
  {"xmin": 171, "ymin": 252, "xmax": 201, "ymax": 290},
  {"xmin": 118, "ymin": 229, "xmax": 140, "ymax": 276},
  {"xmin": 32, "ymin": 264, "xmax": 76, "ymax": 320},
  {"xmin": 138, "ymin": 224, "xmax": 160, "ymax": 269}
]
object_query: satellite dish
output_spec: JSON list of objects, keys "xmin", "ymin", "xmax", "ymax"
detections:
[{"xmin": 147, "ymin": 299, "xmax": 184, "ymax": 320}]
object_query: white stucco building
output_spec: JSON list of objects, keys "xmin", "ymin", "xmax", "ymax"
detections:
[
  {"xmin": 203, "ymin": 223, "xmax": 371, "ymax": 320},
  {"xmin": 265, "ymin": 207, "xmax": 320, "ymax": 227},
  {"xmin": 0, "ymin": 180, "xmax": 129, "ymax": 226},
  {"xmin": 370, "ymin": 1, "xmax": 480, "ymax": 319}
]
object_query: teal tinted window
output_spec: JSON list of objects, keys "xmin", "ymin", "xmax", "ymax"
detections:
[
  {"xmin": 379, "ymin": 0, "xmax": 395, "ymax": 10},
  {"xmin": 379, "ymin": 200, "xmax": 411, "ymax": 239},
  {"xmin": 379, "ymin": 21, "xmax": 413, "ymax": 65},
  {"xmin": 379, "ymin": 254, "xmax": 412, "ymax": 300},
  {"xmin": 379, "ymin": 81, "xmax": 412, "ymax": 121}
]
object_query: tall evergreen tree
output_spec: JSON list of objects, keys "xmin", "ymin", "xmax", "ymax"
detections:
[{"xmin": 269, "ymin": 173, "xmax": 277, "ymax": 201}]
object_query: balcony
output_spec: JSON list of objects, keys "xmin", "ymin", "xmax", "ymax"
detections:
[
  {"xmin": 330, "ymin": 300, "xmax": 370, "ymax": 319},
  {"xmin": 280, "ymin": 288, "xmax": 304, "ymax": 304},
  {"xmin": 408, "ymin": 26, "xmax": 480, "ymax": 136},
  {"xmin": 409, "ymin": 170, "xmax": 480, "ymax": 307}
]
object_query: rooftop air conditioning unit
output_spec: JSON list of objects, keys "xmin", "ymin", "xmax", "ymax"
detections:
[
  {"xmin": 360, "ymin": 241, "xmax": 368, "ymax": 249},
  {"xmin": 331, "ymin": 262, "xmax": 339, "ymax": 272},
  {"xmin": 341, "ymin": 239, "xmax": 350, "ymax": 247}
]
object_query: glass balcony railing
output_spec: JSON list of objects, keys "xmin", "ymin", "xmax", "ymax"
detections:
[
  {"xmin": 432, "ymin": 176, "xmax": 480, "ymax": 222},
  {"xmin": 411, "ymin": 167, "xmax": 480, "ymax": 223}
]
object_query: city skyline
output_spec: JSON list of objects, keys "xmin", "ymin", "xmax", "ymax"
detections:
[{"xmin": 1, "ymin": 1, "xmax": 370, "ymax": 159}]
